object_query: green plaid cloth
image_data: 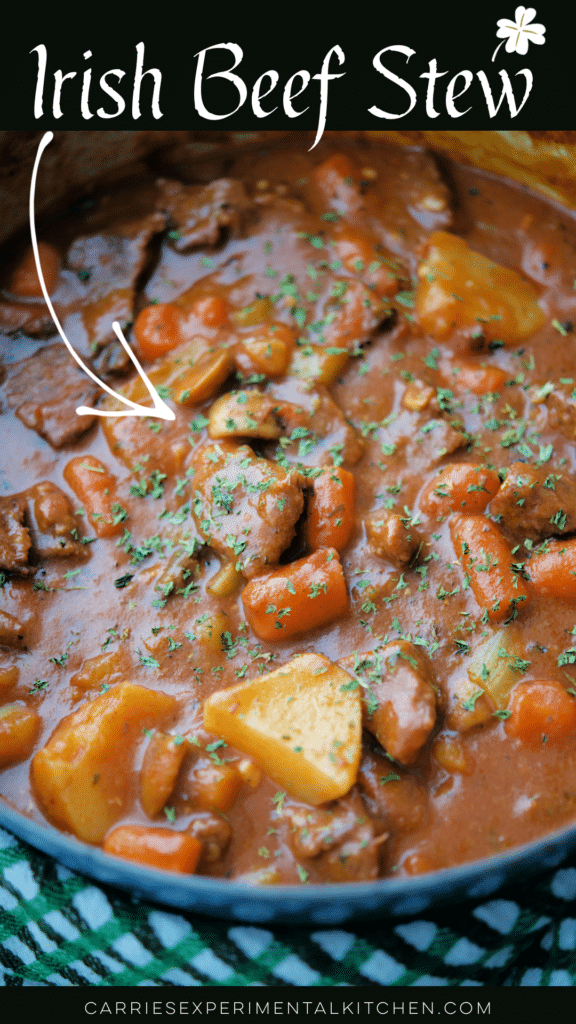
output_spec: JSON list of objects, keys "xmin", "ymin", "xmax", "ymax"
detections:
[{"xmin": 0, "ymin": 825, "xmax": 575, "ymax": 987}]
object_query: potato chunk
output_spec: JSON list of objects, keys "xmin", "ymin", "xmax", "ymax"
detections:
[
  {"xmin": 0, "ymin": 704, "xmax": 40, "ymax": 767},
  {"xmin": 32, "ymin": 682, "xmax": 176, "ymax": 843},
  {"xmin": 140, "ymin": 731, "xmax": 187, "ymax": 818},
  {"xmin": 203, "ymin": 653, "xmax": 361, "ymax": 806},
  {"xmin": 416, "ymin": 231, "xmax": 545, "ymax": 345}
]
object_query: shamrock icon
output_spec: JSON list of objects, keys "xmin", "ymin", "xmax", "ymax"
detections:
[{"xmin": 492, "ymin": 7, "xmax": 546, "ymax": 60}]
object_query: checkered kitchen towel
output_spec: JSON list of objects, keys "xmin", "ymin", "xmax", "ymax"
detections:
[{"xmin": 0, "ymin": 826, "xmax": 575, "ymax": 987}]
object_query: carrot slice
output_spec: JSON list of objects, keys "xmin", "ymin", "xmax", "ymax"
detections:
[
  {"xmin": 528, "ymin": 538, "xmax": 576, "ymax": 599},
  {"xmin": 11, "ymin": 242, "xmax": 60, "ymax": 297},
  {"xmin": 420, "ymin": 463, "xmax": 500, "ymax": 518},
  {"xmin": 450, "ymin": 513, "xmax": 531, "ymax": 622},
  {"xmin": 506, "ymin": 680, "xmax": 576, "ymax": 743},
  {"xmin": 133, "ymin": 303, "xmax": 183, "ymax": 360},
  {"xmin": 103, "ymin": 826, "xmax": 202, "ymax": 873},
  {"xmin": 63, "ymin": 455, "xmax": 123, "ymax": 539},
  {"xmin": 306, "ymin": 467, "xmax": 355, "ymax": 552},
  {"xmin": 241, "ymin": 548, "xmax": 348, "ymax": 641}
]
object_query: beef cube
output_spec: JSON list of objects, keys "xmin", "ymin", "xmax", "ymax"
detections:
[
  {"xmin": 0, "ymin": 496, "xmax": 31, "ymax": 574},
  {"xmin": 27, "ymin": 482, "xmax": 86, "ymax": 558},
  {"xmin": 339, "ymin": 641, "xmax": 438, "ymax": 766},
  {"xmin": 269, "ymin": 381, "xmax": 364, "ymax": 467},
  {"xmin": 366, "ymin": 510, "xmax": 422, "ymax": 566},
  {"xmin": 359, "ymin": 747, "xmax": 428, "ymax": 834},
  {"xmin": 490, "ymin": 461, "xmax": 576, "ymax": 542},
  {"xmin": 191, "ymin": 441, "xmax": 304, "ymax": 578},
  {"xmin": 282, "ymin": 790, "xmax": 385, "ymax": 882},
  {"xmin": 187, "ymin": 812, "xmax": 232, "ymax": 865}
]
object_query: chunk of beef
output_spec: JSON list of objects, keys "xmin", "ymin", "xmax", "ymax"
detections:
[
  {"xmin": 315, "ymin": 278, "xmax": 390, "ymax": 353},
  {"xmin": 268, "ymin": 381, "xmax": 364, "ymax": 467},
  {"xmin": 282, "ymin": 790, "xmax": 385, "ymax": 882},
  {"xmin": 191, "ymin": 441, "xmax": 304, "ymax": 578},
  {"xmin": 65, "ymin": 211, "xmax": 166, "ymax": 356},
  {"xmin": 339, "ymin": 642, "xmax": 438, "ymax": 766},
  {"xmin": 187, "ymin": 812, "xmax": 232, "ymax": 865},
  {"xmin": 0, "ymin": 496, "xmax": 31, "ymax": 574},
  {"xmin": 26, "ymin": 482, "xmax": 86, "ymax": 558},
  {"xmin": 359, "ymin": 747, "xmax": 428, "ymax": 834},
  {"xmin": 157, "ymin": 178, "xmax": 250, "ymax": 249},
  {"xmin": 366, "ymin": 510, "xmax": 422, "ymax": 566},
  {"xmin": 0, "ymin": 301, "xmax": 54, "ymax": 337},
  {"xmin": 379, "ymin": 407, "xmax": 468, "ymax": 471},
  {"xmin": 3, "ymin": 343, "xmax": 97, "ymax": 447},
  {"xmin": 0, "ymin": 483, "xmax": 85, "ymax": 574},
  {"xmin": 490, "ymin": 461, "xmax": 576, "ymax": 542}
]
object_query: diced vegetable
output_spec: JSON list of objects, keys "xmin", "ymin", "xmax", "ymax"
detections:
[
  {"xmin": 31, "ymin": 683, "xmax": 176, "ymax": 843},
  {"xmin": 506, "ymin": 681, "xmax": 576, "ymax": 743},
  {"xmin": 70, "ymin": 650, "xmax": 125, "ymax": 695},
  {"xmin": 528, "ymin": 538, "xmax": 576, "ymax": 599},
  {"xmin": 11, "ymin": 242, "xmax": 60, "ymax": 298},
  {"xmin": 206, "ymin": 560, "xmax": 244, "ymax": 598},
  {"xmin": 234, "ymin": 867, "xmax": 280, "ymax": 886},
  {"xmin": 171, "ymin": 349, "xmax": 232, "ymax": 406},
  {"xmin": 208, "ymin": 391, "xmax": 283, "ymax": 440},
  {"xmin": 189, "ymin": 762, "xmax": 242, "ymax": 812},
  {"xmin": 203, "ymin": 652, "xmax": 361, "ymax": 805},
  {"xmin": 452, "ymin": 362, "xmax": 508, "ymax": 395},
  {"xmin": 0, "ymin": 666, "xmax": 19, "ymax": 692},
  {"xmin": 306, "ymin": 467, "xmax": 355, "ymax": 552},
  {"xmin": 241, "ymin": 548, "xmax": 348, "ymax": 641},
  {"xmin": 445, "ymin": 676, "xmax": 495, "ymax": 732},
  {"xmin": 192, "ymin": 611, "xmax": 230, "ymax": 654},
  {"xmin": 63, "ymin": 455, "xmax": 123, "ymax": 539},
  {"xmin": 103, "ymin": 825, "xmax": 202, "ymax": 873},
  {"xmin": 416, "ymin": 231, "xmax": 545, "ymax": 344},
  {"xmin": 233, "ymin": 297, "xmax": 273, "ymax": 327},
  {"xmin": 419, "ymin": 463, "xmax": 500, "ymax": 518},
  {"xmin": 140, "ymin": 732, "xmax": 187, "ymax": 818},
  {"xmin": 0, "ymin": 704, "xmax": 40, "ymax": 767},
  {"xmin": 234, "ymin": 324, "xmax": 295, "ymax": 378},
  {"xmin": 133, "ymin": 303, "xmax": 184, "ymax": 360},
  {"xmin": 467, "ymin": 623, "xmax": 525, "ymax": 710},
  {"xmin": 402, "ymin": 380, "xmax": 435, "ymax": 411},
  {"xmin": 431, "ymin": 737, "xmax": 471, "ymax": 774},
  {"xmin": 450, "ymin": 513, "xmax": 531, "ymax": 622},
  {"xmin": 237, "ymin": 758, "xmax": 261, "ymax": 788},
  {"xmin": 187, "ymin": 293, "xmax": 229, "ymax": 328},
  {"xmin": 288, "ymin": 344, "xmax": 349, "ymax": 385}
]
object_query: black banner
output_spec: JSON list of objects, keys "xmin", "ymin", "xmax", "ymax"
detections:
[
  {"xmin": 0, "ymin": 985, "xmax": 574, "ymax": 1018},
  {"xmin": 0, "ymin": 1, "xmax": 567, "ymax": 131}
]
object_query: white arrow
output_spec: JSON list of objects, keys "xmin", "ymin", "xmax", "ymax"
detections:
[{"xmin": 29, "ymin": 131, "xmax": 175, "ymax": 421}]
